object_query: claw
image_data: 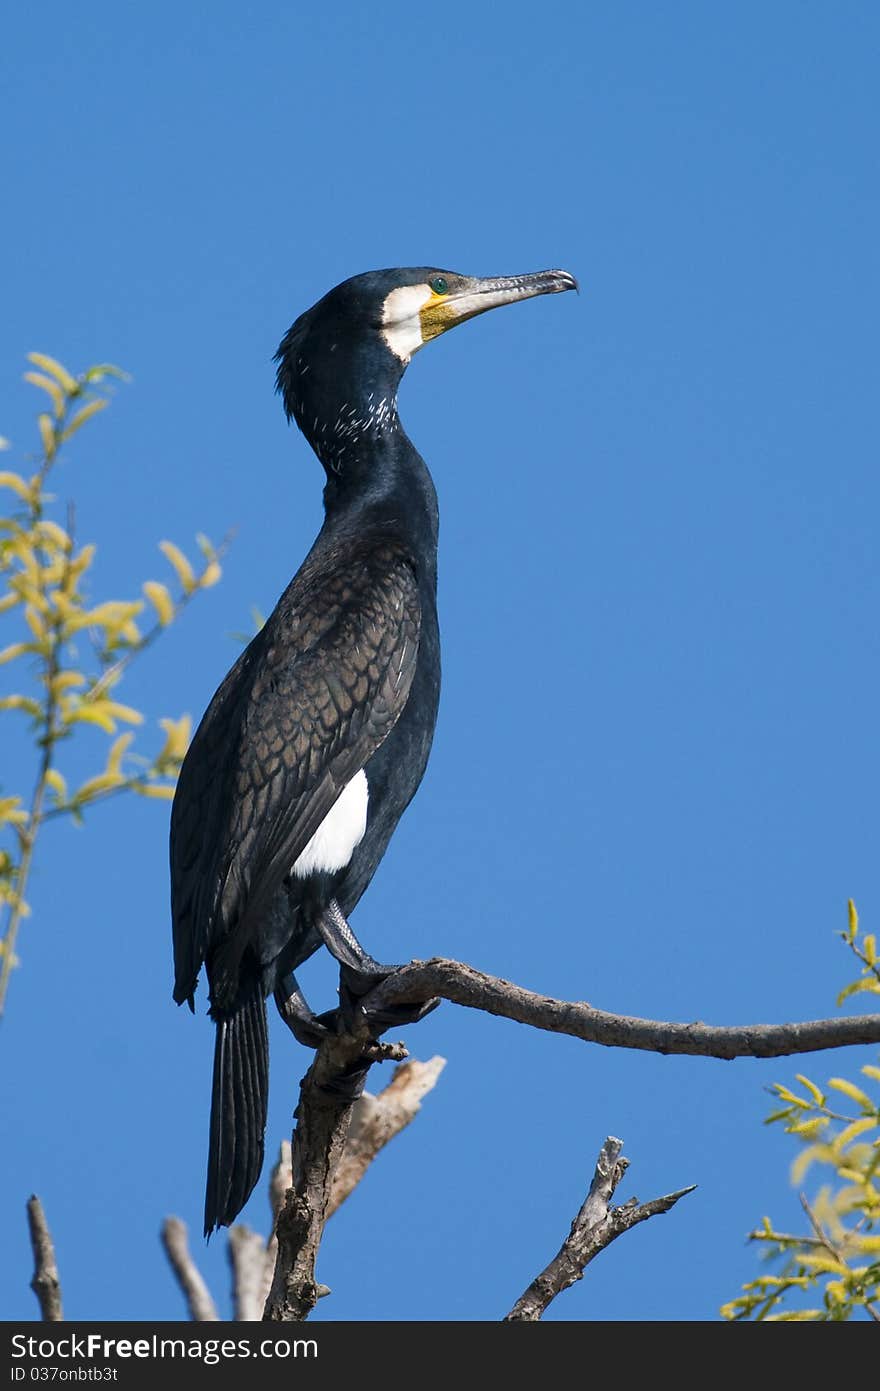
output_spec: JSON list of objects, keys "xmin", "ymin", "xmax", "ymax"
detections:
[
  {"xmin": 274, "ymin": 972, "xmax": 334, "ymax": 1049},
  {"xmin": 339, "ymin": 962, "xmax": 440, "ymax": 1035}
]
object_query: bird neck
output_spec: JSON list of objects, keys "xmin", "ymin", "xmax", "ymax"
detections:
[
  {"xmin": 286, "ymin": 345, "xmax": 437, "ymax": 572},
  {"xmin": 319, "ymin": 426, "xmax": 440, "ymax": 581}
]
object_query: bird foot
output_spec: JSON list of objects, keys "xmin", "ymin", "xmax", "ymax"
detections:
[
  {"xmin": 274, "ymin": 975, "xmax": 334, "ymax": 1048},
  {"xmin": 338, "ymin": 961, "xmax": 440, "ymax": 1035}
]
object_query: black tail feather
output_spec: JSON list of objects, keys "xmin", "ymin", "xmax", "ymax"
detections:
[{"xmin": 204, "ymin": 980, "xmax": 268, "ymax": 1236}]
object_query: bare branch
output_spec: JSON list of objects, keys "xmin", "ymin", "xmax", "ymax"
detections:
[
  {"xmin": 366, "ymin": 957, "xmax": 880, "ymax": 1059},
  {"xmin": 228, "ymin": 1226, "xmax": 269, "ymax": 1322},
  {"xmin": 263, "ymin": 1029, "xmax": 406, "ymax": 1321},
  {"xmin": 160, "ymin": 1217, "xmax": 219, "ymax": 1321},
  {"xmin": 505, "ymin": 1138, "xmax": 695, "ymax": 1320},
  {"xmin": 328, "ymin": 1056, "xmax": 446, "ymax": 1218},
  {"xmin": 164, "ymin": 1055, "xmax": 446, "ymax": 1327},
  {"xmin": 254, "ymin": 1142, "xmax": 293, "ymax": 1315},
  {"xmin": 26, "ymin": 1195, "xmax": 63, "ymax": 1322},
  {"xmin": 269, "ymin": 1141, "xmax": 293, "ymax": 1223}
]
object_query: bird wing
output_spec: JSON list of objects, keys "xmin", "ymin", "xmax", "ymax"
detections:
[{"xmin": 171, "ymin": 538, "xmax": 420, "ymax": 1006}]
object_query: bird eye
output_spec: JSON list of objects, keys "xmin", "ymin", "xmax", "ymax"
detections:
[{"xmin": 430, "ymin": 276, "xmax": 449, "ymax": 296}]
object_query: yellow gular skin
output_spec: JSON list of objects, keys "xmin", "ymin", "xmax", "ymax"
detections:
[{"xmin": 419, "ymin": 290, "xmax": 457, "ymax": 342}]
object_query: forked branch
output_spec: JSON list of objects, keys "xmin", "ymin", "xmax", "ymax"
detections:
[{"xmin": 505, "ymin": 1137, "xmax": 694, "ymax": 1320}]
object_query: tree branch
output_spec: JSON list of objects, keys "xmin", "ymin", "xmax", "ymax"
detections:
[
  {"xmin": 365, "ymin": 957, "xmax": 880, "ymax": 1058},
  {"xmin": 160, "ymin": 1217, "xmax": 219, "ymax": 1321},
  {"xmin": 262, "ymin": 955, "xmax": 880, "ymax": 1321},
  {"xmin": 26, "ymin": 1195, "xmax": 63, "ymax": 1322},
  {"xmin": 505, "ymin": 1138, "xmax": 695, "ymax": 1320},
  {"xmin": 227, "ymin": 1225, "xmax": 269, "ymax": 1321},
  {"xmin": 327, "ymin": 1056, "xmax": 446, "ymax": 1218},
  {"xmin": 263, "ymin": 1030, "xmax": 408, "ymax": 1321}
]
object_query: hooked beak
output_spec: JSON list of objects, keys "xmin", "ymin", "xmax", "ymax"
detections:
[{"xmin": 422, "ymin": 268, "xmax": 579, "ymax": 340}]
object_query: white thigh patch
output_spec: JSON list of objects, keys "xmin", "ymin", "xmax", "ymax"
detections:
[{"xmin": 291, "ymin": 769, "xmax": 369, "ymax": 878}]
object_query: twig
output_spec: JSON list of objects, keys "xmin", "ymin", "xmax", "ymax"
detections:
[
  {"xmin": 365, "ymin": 958, "xmax": 880, "ymax": 1058},
  {"xmin": 160, "ymin": 1217, "xmax": 220, "ymax": 1321},
  {"xmin": 799, "ymin": 1193, "xmax": 880, "ymax": 1324},
  {"xmin": 0, "ymin": 536, "xmax": 75, "ymax": 1017},
  {"xmin": 26, "ymin": 1196, "xmax": 63, "ymax": 1322},
  {"xmin": 505, "ymin": 1138, "xmax": 694, "ymax": 1320},
  {"xmin": 255, "ymin": 1142, "xmax": 293, "ymax": 1316}
]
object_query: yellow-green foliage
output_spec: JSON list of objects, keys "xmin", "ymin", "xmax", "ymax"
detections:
[
  {"xmin": 721, "ymin": 902, "xmax": 880, "ymax": 1321},
  {"xmin": 0, "ymin": 354, "xmax": 226, "ymax": 1016}
]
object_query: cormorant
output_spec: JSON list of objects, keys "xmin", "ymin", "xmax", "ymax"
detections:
[{"xmin": 170, "ymin": 266, "xmax": 577, "ymax": 1235}]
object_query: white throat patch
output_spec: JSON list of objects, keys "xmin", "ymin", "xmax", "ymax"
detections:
[
  {"xmin": 381, "ymin": 284, "xmax": 432, "ymax": 362},
  {"xmin": 292, "ymin": 769, "xmax": 369, "ymax": 879}
]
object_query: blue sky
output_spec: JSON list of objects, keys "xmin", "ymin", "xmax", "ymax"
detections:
[{"xmin": 2, "ymin": 1, "xmax": 878, "ymax": 1321}]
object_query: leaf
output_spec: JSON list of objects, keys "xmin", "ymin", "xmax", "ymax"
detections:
[
  {"xmin": 836, "ymin": 978, "xmax": 880, "ymax": 1006},
  {"xmin": 133, "ymin": 782, "xmax": 175, "ymax": 799},
  {"xmin": 44, "ymin": 768, "xmax": 68, "ymax": 800},
  {"xmin": 766, "ymin": 1310, "xmax": 824, "ymax": 1321},
  {"xmin": 23, "ymin": 371, "xmax": 66, "ymax": 418},
  {"xmin": 764, "ymin": 1107, "xmax": 797, "ymax": 1125},
  {"xmin": 861, "ymin": 1065, "xmax": 880, "ymax": 1083},
  {"xmin": 799, "ymin": 1254, "xmax": 849, "ymax": 1276},
  {"xmin": 38, "ymin": 414, "xmax": 56, "ymax": 457},
  {"xmin": 847, "ymin": 899, "xmax": 859, "ymax": 942},
  {"xmin": 0, "ymin": 470, "xmax": 33, "ymax": 503},
  {"xmin": 773, "ymin": 1085, "xmax": 810, "ymax": 1109},
  {"xmin": 142, "ymin": 580, "xmax": 175, "ymax": 626},
  {"xmin": 796, "ymin": 1074, "xmax": 825, "ymax": 1106},
  {"xmin": 59, "ymin": 397, "xmax": 108, "ymax": 442},
  {"xmin": 0, "ymin": 642, "xmax": 35, "ymax": 666},
  {"xmin": 27, "ymin": 352, "xmax": 77, "ymax": 394},
  {"xmin": 828, "ymin": 1078, "xmax": 874, "ymax": 1109},
  {"xmin": 791, "ymin": 1143, "xmax": 829, "ymax": 1185},
  {"xmin": 156, "ymin": 714, "xmax": 192, "ymax": 766},
  {"xmin": 73, "ymin": 771, "xmax": 126, "ymax": 805},
  {"xmin": 788, "ymin": 1117, "xmax": 828, "ymax": 1139},
  {"xmin": 24, "ymin": 606, "xmax": 46, "ymax": 641},
  {"xmin": 62, "ymin": 705, "xmax": 116, "ymax": 733},
  {"xmin": 0, "ymin": 695, "xmax": 42, "ymax": 717},
  {"xmin": 0, "ymin": 797, "xmax": 28, "ymax": 827},
  {"xmin": 864, "ymin": 935, "xmax": 877, "ymax": 967},
  {"xmin": 69, "ymin": 543, "xmax": 97, "ymax": 578},
  {"xmin": 82, "ymin": 363, "xmax": 130, "ymax": 384},
  {"xmin": 34, "ymin": 519, "xmax": 71, "ymax": 553},
  {"xmin": 159, "ymin": 540, "xmax": 196, "ymax": 594},
  {"xmin": 834, "ymin": 1117, "xmax": 877, "ymax": 1151},
  {"xmin": 199, "ymin": 560, "xmax": 222, "ymax": 588},
  {"xmin": 105, "ymin": 733, "xmax": 134, "ymax": 777},
  {"xmin": 49, "ymin": 671, "xmax": 87, "ymax": 696},
  {"xmin": 69, "ymin": 599, "xmax": 143, "ymax": 634}
]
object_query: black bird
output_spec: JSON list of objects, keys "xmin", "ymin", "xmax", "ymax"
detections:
[{"xmin": 170, "ymin": 266, "xmax": 577, "ymax": 1234}]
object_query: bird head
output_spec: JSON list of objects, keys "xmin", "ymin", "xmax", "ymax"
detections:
[
  {"xmin": 276, "ymin": 267, "xmax": 577, "ymax": 401},
  {"xmin": 275, "ymin": 267, "xmax": 577, "ymax": 467}
]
